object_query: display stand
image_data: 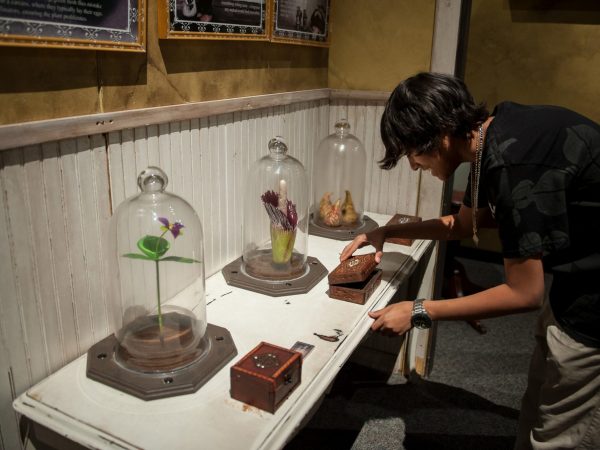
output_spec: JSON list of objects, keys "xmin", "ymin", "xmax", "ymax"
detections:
[
  {"xmin": 222, "ymin": 256, "xmax": 328, "ymax": 296},
  {"xmin": 13, "ymin": 213, "xmax": 433, "ymax": 450},
  {"xmin": 309, "ymin": 214, "xmax": 379, "ymax": 240},
  {"xmin": 87, "ymin": 323, "xmax": 236, "ymax": 400}
]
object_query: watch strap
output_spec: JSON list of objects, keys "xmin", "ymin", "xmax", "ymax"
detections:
[
  {"xmin": 411, "ymin": 298, "xmax": 432, "ymax": 329},
  {"xmin": 412, "ymin": 298, "xmax": 427, "ymax": 316}
]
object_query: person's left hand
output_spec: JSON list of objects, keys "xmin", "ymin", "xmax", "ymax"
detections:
[
  {"xmin": 340, "ymin": 227, "xmax": 386, "ymax": 262},
  {"xmin": 369, "ymin": 302, "xmax": 413, "ymax": 335}
]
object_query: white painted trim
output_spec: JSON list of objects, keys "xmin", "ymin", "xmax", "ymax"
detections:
[
  {"xmin": 0, "ymin": 89, "xmax": 394, "ymax": 152},
  {"xmin": 430, "ymin": 0, "xmax": 464, "ymax": 74},
  {"xmin": 329, "ymin": 89, "xmax": 390, "ymax": 102},
  {"xmin": 0, "ymin": 89, "xmax": 330, "ymax": 152},
  {"xmin": 406, "ymin": 0, "xmax": 467, "ymax": 377}
]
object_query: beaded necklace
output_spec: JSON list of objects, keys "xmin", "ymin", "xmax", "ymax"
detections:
[{"xmin": 471, "ymin": 124, "xmax": 484, "ymax": 246}]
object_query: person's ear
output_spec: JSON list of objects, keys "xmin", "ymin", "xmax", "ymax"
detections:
[
  {"xmin": 441, "ymin": 134, "xmax": 451, "ymax": 150},
  {"xmin": 435, "ymin": 134, "xmax": 451, "ymax": 156}
]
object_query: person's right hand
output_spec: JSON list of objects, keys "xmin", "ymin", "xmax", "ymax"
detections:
[{"xmin": 340, "ymin": 227, "xmax": 386, "ymax": 263}]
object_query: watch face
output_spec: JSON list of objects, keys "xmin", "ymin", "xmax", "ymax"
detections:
[{"xmin": 412, "ymin": 313, "xmax": 432, "ymax": 329}]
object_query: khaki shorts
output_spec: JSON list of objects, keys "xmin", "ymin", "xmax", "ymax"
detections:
[{"xmin": 515, "ymin": 301, "xmax": 600, "ymax": 449}]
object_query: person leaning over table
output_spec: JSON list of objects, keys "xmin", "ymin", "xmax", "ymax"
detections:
[{"xmin": 340, "ymin": 72, "xmax": 600, "ymax": 450}]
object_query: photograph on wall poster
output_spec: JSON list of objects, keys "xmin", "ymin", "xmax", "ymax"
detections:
[
  {"xmin": 160, "ymin": 0, "xmax": 268, "ymax": 40},
  {"xmin": 0, "ymin": 0, "xmax": 146, "ymax": 51},
  {"xmin": 272, "ymin": 0, "xmax": 329, "ymax": 46}
]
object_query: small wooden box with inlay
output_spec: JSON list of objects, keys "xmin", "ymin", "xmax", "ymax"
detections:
[
  {"xmin": 327, "ymin": 253, "xmax": 382, "ymax": 305},
  {"xmin": 230, "ymin": 342, "xmax": 302, "ymax": 413},
  {"xmin": 385, "ymin": 213, "xmax": 422, "ymax": 246}
]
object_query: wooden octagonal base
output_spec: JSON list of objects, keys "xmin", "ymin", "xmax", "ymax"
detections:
[
  {"xmin": 309, "ymin": 215, "xmax": 379, "ymax": 241},
  {"xmin": 116, "ymin": 312, "xmax": 204, "ymax": 373},
  {"xmin": 86, "ymin": 323, "xmax": 237, "ymax": 401},
  {"xmin": 222, "ymin": 256, "xmax": 328, "ymax": 296}
]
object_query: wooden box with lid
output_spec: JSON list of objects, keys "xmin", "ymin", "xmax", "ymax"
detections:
[
  {"xmin": 230, "ymin": 342, "xmax": 302, "ymax": 413},
  {"xmin": 385, "ymin": 213, "xmax": 422, "ymax": 246},
  {"xmin": 327, "ymin": 253, "xmax": 382, "ymax": 305}
]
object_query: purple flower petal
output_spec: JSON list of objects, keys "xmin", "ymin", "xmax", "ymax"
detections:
[
  {"xmin": 158, "ymin": 217, "xmax": 170, "ymax": 227},
  {"xmin": 261, "ymin": 190, "xmax": 279, "ymax": 207},
  {"xmin": 287, "ymin": 200, "xmax": 298, "ymax": 229},
  {"xmin": 170, "ymin": 222, "xmax": 184, "ymax": 239}
]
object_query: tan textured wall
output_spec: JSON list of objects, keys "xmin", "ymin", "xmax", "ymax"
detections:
[
  {"xmin": 328, "ymin": 0, "xmax": 435, "ymax": 91},
  {"xmin": 0, "ymin": 0, "xmax": 328, "ymax": 125},
  {"xmin": 466, "ymin": 0, "xmax": 600, "ymax": 123}
]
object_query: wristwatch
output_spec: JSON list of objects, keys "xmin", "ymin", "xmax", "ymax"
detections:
[{"xmin": 411, "ymin": 299, "xmax": 432, "ymax": 329}]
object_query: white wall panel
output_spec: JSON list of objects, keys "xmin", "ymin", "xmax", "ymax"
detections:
[
  {"xmin": 0, "ymin": 93, "xmax": 432, "ymax": 449},
  {"xmin": 41, "ymin": 143, "xmax": 80, "ymax": 362},
  {"xmin": 23, "ymin": 146, "xmax": 63, "ymax": 374},
  {"xmin": 2, "ymin": 148, "xmax": 49, "ymax": 385},
  {"xmin": 0, "ymin": 139, "xmax": 113, "ymax": 449},
  {"xmin": 0, "ymin": 343, "xmax": 20, "ymax": 450},
  {"xmin": 104, "ymin": 101, "xmax": 324, "ymax": 279},
  {"xmin": 0, "ymin": 151, "xmax": 33, "ymax": 393},
  {"xmin": 60, "ymin": 139, "xmax": 93, "ymax": 353},
  {"xmin": 0, "ymin": 152, "xmax": 27, "ymax": 450}
]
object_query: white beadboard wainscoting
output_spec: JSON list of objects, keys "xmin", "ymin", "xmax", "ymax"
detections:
[{"xmin": 0, "ymin": 89, "xmax": 437, "ymax": 449}]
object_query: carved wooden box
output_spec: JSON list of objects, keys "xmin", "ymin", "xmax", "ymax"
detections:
[
  {"xmin": 230, "ymin": 342, "xmax": 302, "ymax": 413},
  {"xmin": 328, "ymin": 253, "xmax": 382, "ymax": 305},
  {"xmin": 385, "ymin": 213, "xmax": 422, "ymax": 246}
]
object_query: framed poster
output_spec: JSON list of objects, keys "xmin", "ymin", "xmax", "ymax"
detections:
[
  {"xmin": 0, "ymin": 0, "xmax": 146, "ymax": 52},
  {"xmin": 271, "ymin": 0, "xmax": 329, "ymax": 47},
  {"xmin": 159, "ymin": 0, "xmax": 269, "ymax": 40}
]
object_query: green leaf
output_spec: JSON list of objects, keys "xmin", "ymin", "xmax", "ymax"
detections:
[
  {"xmin": 137, "ymin": 235, "xmax": 170, "ymax": 259},
  {"xmin": 122, "ymin": 253, "xmax": 153, "ymax": 261},
  {"xmin": 160, "ymin": 256, "xmax": 201, "ymax": 264}
]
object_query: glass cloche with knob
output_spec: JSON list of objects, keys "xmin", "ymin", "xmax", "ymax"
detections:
[
  {"xmin": 310, "ymin": 118, "xmax": 377, "ymax": 239},
  {"xmin": 87, "ymin": 167, "xmax": 236, "ymax": 400},
  {"xmin": 222, "ymin": 136, "xmax": 327, "ymax": 296},
  {"xmin": 110, "ymin": 167, "xmax": 206, "ymax": 372},
  {"xmin": 243, "ymin": 136, "xmax": 309, "ymax": 280}
]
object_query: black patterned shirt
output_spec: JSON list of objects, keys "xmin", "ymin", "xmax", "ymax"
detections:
[{"xmin": 464, "ymin": 102, "xmax": 600, "ymax": 347}]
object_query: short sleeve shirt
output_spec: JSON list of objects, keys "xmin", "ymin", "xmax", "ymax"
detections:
[{"xmin": 464, "ymin": 102, "xmax": 600, "ymax": 347}]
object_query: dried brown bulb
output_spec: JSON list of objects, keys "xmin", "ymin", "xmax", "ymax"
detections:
[
  {"xmin": 323, "ymin": 199, "xmax": 342, "ymax": 227},
  {"xmin": 341, "ymin": 190, "xmax": 358, "ymax": 225},
  {"xmin": 319, "ymin": 192, "xmax": 333, "ymax": 220}
]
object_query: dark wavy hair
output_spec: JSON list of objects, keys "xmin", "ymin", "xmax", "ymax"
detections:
[{"xmin": 379, "ymin": 72, "xmax": 489, "ymax": 169}]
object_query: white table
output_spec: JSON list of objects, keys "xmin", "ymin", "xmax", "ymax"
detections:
[{"xmin": 13, "ymin": 212, "xmax": 433, "ymax": 450}]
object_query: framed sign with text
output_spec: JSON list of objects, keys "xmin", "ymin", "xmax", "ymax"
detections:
[
  {"xmin": 0, "ymin": 0, "xmax": 146, "ymax": 52},
  {"xmin": 271, "ymin": 0, "xmax": 329, "ymax": 47},
  {"xmin": 158, "ymin": 0, "xmax": 269, "ymax": 40}
]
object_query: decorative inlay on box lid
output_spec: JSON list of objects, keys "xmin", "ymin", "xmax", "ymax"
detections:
[
  {"xmin": 234, "ymin": 342, "xmax": 301, "ymax": 382},
  {"xmin": 328, "ymin": 253, "xmax": 379, "ymax": 285}
]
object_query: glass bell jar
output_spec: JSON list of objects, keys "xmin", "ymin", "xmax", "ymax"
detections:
[
  {"xmin": 110, "ymin": 167, "xmax": 206, "ymax": 373},
  {"xmin": 311, "ymin": 119, "xmax": 374, "ymax": 239},
  {"xmin": 242, "ymin": 136, "xmax": 309, "ymax": 281}
]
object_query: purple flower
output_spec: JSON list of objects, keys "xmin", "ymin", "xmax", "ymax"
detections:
[
  {"xmin": 261, "ymin": 190, "xmax": 279, "ymax": 207},
  {"xmin": 158, "ymin": 217, "xmax": 185, "ymax": 239},
  {"xmin": 286, "ymin": 200, "xmax": 297, "ymax": 229},
  {"xmin": 261, "ymin": 190, "xmax": 298, "ymax": 231}
]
